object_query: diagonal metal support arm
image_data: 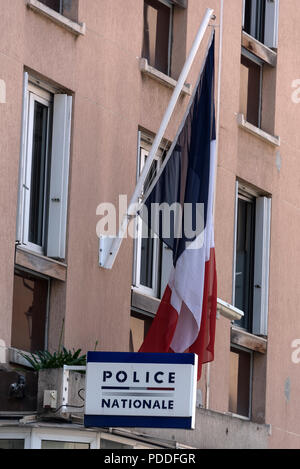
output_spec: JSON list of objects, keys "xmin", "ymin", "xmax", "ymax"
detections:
[{"xmin": 99, "ymin": 8, "xmax": 214, "ymax": 270}]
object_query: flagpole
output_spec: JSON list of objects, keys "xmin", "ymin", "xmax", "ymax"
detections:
[
  {"xmin": 206, "ymin": 0, "xmax": 224, "ymax": 410},
  {"xmin": 100, "ymin": 8, "xmax": 214, "ymax": 270}
]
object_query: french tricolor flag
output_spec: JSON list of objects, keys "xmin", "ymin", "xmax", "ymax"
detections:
[{"xmin": 139, "ymin": 36, "xmax": 217, "ymax": 380}]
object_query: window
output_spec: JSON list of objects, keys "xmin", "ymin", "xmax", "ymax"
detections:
[
  {"xmin": 17, "ymin": 73, "xmax": 72, "ymax": 259},
  {"xmin": 229, "ymin": 346, "xmax": 253, "ymax": 418},
  {"xmin": 39, "ymin": 0, "xmax": 78, "ymax": 22},
  {"xmin": 0, "ymin": 439, "xmax": 25, "ymax": 449},
  {"xmin": 233, "ymin": 184, "xmax": 271, "ymax": 336},
  {"xmin": 142, "ymin": 0, "xmax": 173, "ymax": 76},
  {"xmin": 242, "ymin": 0, "xmax": 279, "ymax": 48},
  {"xmin": 11, "ymin": 268, "xmax": 50, "ymax": 353},
  {"xmin": 41, "ymin": 440, "xmax": 90, "ymax": 449},
  {"xmin": 240, "ymin": 51, "xmax": 263, "ymax": 128},
  {"xmin": 132, "ymin": 134, "xmax": 173, "ymax": 299},
  {"xmin": 130, "ymin": 312, "xmax": 152, "ymax": 352}
]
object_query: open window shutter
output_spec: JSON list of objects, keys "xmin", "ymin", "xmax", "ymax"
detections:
[
  {"xmin": 132, "ymin": 131, "xmax": 142, "ymax": 287},
  {"xmin": 16, "ymin": 72, "xmax": 29, "ymax": 242},
  {"xmin": 253, "ymin": 197, "xmax": 271, "ymax": 336},
  {"xmin": 160, "ymin": 242, "xmax": 173, "ymax": 298},
  {"xmin": 264, "ymin": 0, "xmax": 279, "ymax": 48},
  {"xmin": 242, "ymin": 0, "xmax": 245, "ymax": 29},
  {"xmin": 46, "ymin": 94, "xmax": 72, "ymax": 259}
]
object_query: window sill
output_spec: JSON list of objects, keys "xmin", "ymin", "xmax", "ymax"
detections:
[
  {"xmin": 15, "ymin": 246, "xmax": 67, "ymax": 281},
  {"xmin": 26, "ymin": 0, "xmax": 86, "ymax": 36},
  {"xmin": 231, "ymin": 326, "xmax": 267, "ymax": 354},
  {"xmin": 242, "ymin": 31, "xmax": 277, "ymax": 67},
  {"xmin": 140, "ymin": 58, "xmax": 192, "ymax": 96},
  {"xmin": 131, "ymin": 289, "xmax": 244, "ymax": 323},
  {"xmin": 131, "ymin": 288, "xmax": 159, "ymax": 316},
  {"xmin": 8, "ymin": 347, "xmax": 34, "ymax": 368},
  {"xmin": 217, "ymin": 298, "xmax": 244, "ymax": 321},
  {"xmin": 237, "ymin": 113, "xmax": 280, "ymax": 147}
]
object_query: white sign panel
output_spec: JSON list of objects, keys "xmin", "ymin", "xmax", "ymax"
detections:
[{"xmin": 84, "ymin": 352, "xmax": 198, "ymax": 429}]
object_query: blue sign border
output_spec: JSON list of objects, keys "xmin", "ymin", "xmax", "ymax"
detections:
[
  {"xmin": 87, "ymin": 351, "xmax": 196, "ymax": 365},
  {"xmin": 84, "ymin": 415, "xmax": 193, "ymax": 430}
]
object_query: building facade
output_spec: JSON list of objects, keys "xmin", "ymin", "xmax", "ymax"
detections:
[{"xmin": 0, "ymin": 0, "xmax": 299, "ymax": 449}]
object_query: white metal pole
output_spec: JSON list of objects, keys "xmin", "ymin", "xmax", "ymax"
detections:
[
  {"xmin": 206, "ymin": 0, "xmax": 224, "ymax": 410},
  {"xmin": 101, "ymin": 8, "xmax": 214, "ymax": 269}
]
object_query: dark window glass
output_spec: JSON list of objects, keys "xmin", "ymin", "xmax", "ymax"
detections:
[
  {"xmin": 40, "ymin": 0, "xmax": 78, "ymax": 22},
  {"xmin": 139, "ymin": 157, "xmax": 159, "ymax": 290},
  {"xmin": 11, "ymin": 270, "xmax": 49, "ymax": 353},
  {"xmin": 243, "ymin": 0, "xmax": 266, "ymax": 44},
  {"xmin": 240, "ymin": 54, "xmax": 262, "ymax": 128},
  {"xmin": 229, "ymin": 347, "xmax": 252, "ymax": 418},
  {"xmin": 0, "ymin": 440, "xmax": 25, "ymax": 449},
  {"xmin": 235, "ymin": 197, "xmax": 255, "ymax": 331},
  {"xmin": 29, "ymin": 101, "xmax": 49, "ymax": 247},
  {"xmin": 40, "ymin": 0, "xmax": 61, "ymax": 13},
  {"xmin": 142, "ymin": 0, "xmax": 172, "ymax": 75}
]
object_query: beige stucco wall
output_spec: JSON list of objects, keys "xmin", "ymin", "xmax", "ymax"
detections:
[{"xmin": 1, "ymin": 0, "xmax": 300, "ymax": 448}]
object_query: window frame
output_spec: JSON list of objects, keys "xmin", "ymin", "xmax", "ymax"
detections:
[
  {"xmin": 142, "ymin": 0, "xmax": 174, "ymax": 77},
  {"xmin": 0, "ymin": 429, "xmax": 31, "ymax": 449},
  {"xmin": 11, "ymin": 266, "xmax": 51, "ymax": 354},
  {"xmin": 233, "ymin": 182, "xmax": 271, "ymax": 337},
  {"xmin": 133, "ymin": 145, "xmax": 162, "ymax": 298},
  {"xmin": 30, "ymin": 428, "xmax": 98, "ymax": 450},
  {"xmin": 241, "ymin": 48, "xmax": 264, "ymax": 129},
  {"xmin": 17, "ymin": 73, "xmax": 72, "ymax": 260},
  {"xmin": 22, "ymin": 85, "xmax": 53, "ymax": 255},
  {"xmin": 229, "ymin": 344, "xmax": 254, "ymax": 420},
  {"xmin": 242, "ymin": 0, "xmax": 279, "ymax": 49}
]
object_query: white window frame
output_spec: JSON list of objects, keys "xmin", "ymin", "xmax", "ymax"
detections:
[
  {"xmin": 134, "ymin": 143, "xmax": 162, "ymax": 298},
  {"xmin": 30, "ymin": 428, "xmax": 98, "ymax": 449},
  {"xmin": 233, "ymin": 183, "xmax": 271, "ymax": 336},
  {"xmin": 242, "ymin": 0, "xmax": 279, "ymax": 48},
  {"xmin": 0, "ymin": 429, "xmax": 31, "ymax": 449},
  {"xmin": 17, "ymin": 73, "xmax": 72, "ymax": 260},
  {"xmin": 21, "ymin": 84, "xmax": 52, "ymax": 255}
]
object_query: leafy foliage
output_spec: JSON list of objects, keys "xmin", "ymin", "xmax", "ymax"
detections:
[{"xmin": 20, "ymin": 348, "xmax": 86, "ymax": 371}]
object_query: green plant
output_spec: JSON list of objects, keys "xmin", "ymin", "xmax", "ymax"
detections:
[{"xmin": 20, "ymin": 348, "xmax": 86, "ymax": 371}]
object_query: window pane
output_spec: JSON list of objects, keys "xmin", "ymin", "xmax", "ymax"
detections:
[
  {"xmin": 0, "ymin": 439, "xmax": 25, "ymax": 449},
  {"xmin": 40, "ymin": 0, "xmax": 78, "ymax": 21},
  {"xmin": 101, "ymin": 438, "xmax": 133, "ymax": 449},
  {"xmin": 139, "ymin": 156, "xmax": 159, "ymax": 291},
  {"xmin": 140, "ymin": 228, "xmax": 155, "ymax": 288},
  {"xmin": 229, "ymin": 347, "xmax": 252, "ymax": 418},
  {"xmin": 40, "ymin": 0, "xmax": 61, "ymax": 13},
  {"xmin": 130, "ymin": 314, "xmax": 152, "ymax": 352},
  {"xmin": 240, "ymin": 55, "xmax": 262, "ymax": 127},
  {"xmin": 41, "ymin": 440, "xmax": 90, "ymax": 449},
  {"xmin": 29, "ymin": 101, "xmax": 49, "ymax": 247},
  {"xmin": 143, "ymin": 0, "xmax": 171, "ymax": 75},
  {"xmin": 235, "ymin": 198, "xmax": 255, "ymax": 331},
  {"xmin": 243, "ymin": 0, "xmax": 266, "ymax": 44},
  {"xmin": 11, "ymin": 270, "xmax": 48, "ymax": 353}
]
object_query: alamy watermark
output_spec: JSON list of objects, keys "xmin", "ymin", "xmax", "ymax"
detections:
[
  {"xmin": 96, "ymin": 195, "xmax": 205, "ymax": 249},
  {"xmin": 0, "ymin": 79, "xmax": 6, "ymax": 104},
  {"xmin": 291, "ymin": 79, "xmax": 300, "ymax": 104},
  {"xmin": 291, "ymin": 339, "xmax": 300, "ymax": 364}
]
